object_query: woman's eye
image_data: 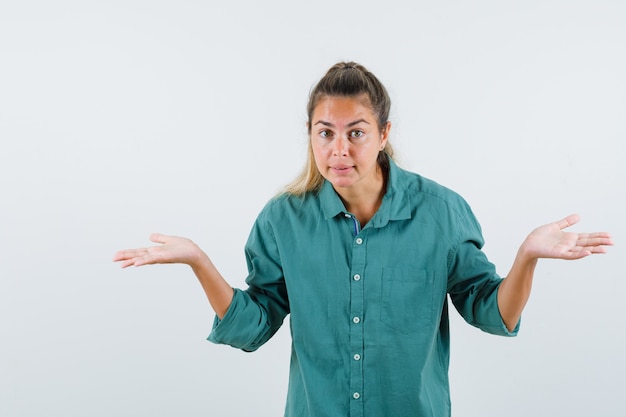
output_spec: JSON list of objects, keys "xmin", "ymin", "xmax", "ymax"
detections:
[
  {"xmin": 320, "ymin": 130, "xmax": 332, "ymax": 138},
  {"xmin": 350, "ymin": 130, "xmax": 364, "ymax": 138}
]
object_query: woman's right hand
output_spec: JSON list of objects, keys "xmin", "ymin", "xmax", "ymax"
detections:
[
  {"xmin": 114, "ymin": 234, "xmax": 233, "ymax": 318},
  {"xmin": 113, "ymin": 233, "xmax": 204, "ymax": 268}
]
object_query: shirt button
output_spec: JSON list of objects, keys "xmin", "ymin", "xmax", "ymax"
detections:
[
  {"xmin": 344, "ymin": 213, "xmax": 351, "ymax": 218},
  {"xmin": 353, "ymin": 392, "xmax": 361, "ymax": 400},
  {"xmin": 353, "ymin": 274, "xmax": 361, "ymax": 281},
  {"xmin": 355, "ymin": 237, "xmax": 363, "ymax": 245},
  {"xmin": 354, "ymin": 354, "xmax": 361, "ymax": 361},
  {"xmin": 352, "ymin": 316, "xmax": 360, "ymax": 324}
]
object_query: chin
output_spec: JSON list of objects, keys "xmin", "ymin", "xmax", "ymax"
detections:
[{"xmin": 330, "ymin": 179, "xmax": 356, "ymax": 189}]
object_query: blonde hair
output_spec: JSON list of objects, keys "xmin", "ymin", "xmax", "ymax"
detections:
[{"xmin": 284, "ymin": 62, "xmax": 395, "ymax": 196}]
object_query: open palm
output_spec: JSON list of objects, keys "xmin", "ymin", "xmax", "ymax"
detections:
[
  {"xmin": 521, "ymin": 214, "xmax": 612, "ymax": 260},
  {"xmin": 113, "ymin": 234, "xmax": 201, "ymax": 268}
]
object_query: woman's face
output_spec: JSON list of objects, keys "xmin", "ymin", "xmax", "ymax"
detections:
[{"xmin": 310, "ymin": 95, "xmax": 389, "ymax": 196}]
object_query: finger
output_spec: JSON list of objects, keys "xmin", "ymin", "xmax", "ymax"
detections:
[
  {"xmin": 119, "ymin": 258, "xmax": 137, "ymax": 268},
  {"xmin": 556, "ymin": 214, "xmax": 580, "ymax": 230},
  {"xmin": 565, "ymin": 244, "xmax": 611, "ymax": 258},
  {"xmin": 572, "ymin": 251, "xmax": 592, "ymax": 259},
  {"xmin": 112, "ymin": 248, "xmax": 145, "ymax": 261},
  {"xmin": 150, "ymin": 233, "xmax": 168, "ymax": 244},
  {"xmin": 132, "ymin": 256, "xmax": 149, "ymax": 267},
  {"xmin": 577, "ymin": 236, "xmax": 614, "ymax": 247},
  {"xmin": 563, "ymin": 248, "xmax": 592, "ymax": 260},
  {"xmin": 113, "ymin": 247, "xmax": 156, "ymax": 263},
  {"xmin": 577, "ymin": 232, "xmax": 613, "ymax": 241},
  {"xmin": 588, "ymin": 246, "xmax": 609, "ymax": 254},
  {"xmin": 133, "ymin": 253, "xmax": 162, "ymax": 267},
  {"xmin": 576, "ymin": 232, "xmax": 612, "ymax": 238}
]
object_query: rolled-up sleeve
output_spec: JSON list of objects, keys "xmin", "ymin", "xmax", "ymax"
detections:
[
  {"xmin": 207, "ymin": 209, "xmax": 290, "ymax": 351},
  {"xmin": 446, "ymin": 205, "xmax": 520, "ymax": 337}
]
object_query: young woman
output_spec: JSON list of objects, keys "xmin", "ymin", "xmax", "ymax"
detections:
[{"xmin": 113, "ymin": 62, "xmax": 612, "ymax": 417}]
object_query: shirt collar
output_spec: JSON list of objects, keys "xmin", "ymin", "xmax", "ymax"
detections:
[{"xmin": 319, "ymin": 158, "xmax": 412, "ymax": 227}]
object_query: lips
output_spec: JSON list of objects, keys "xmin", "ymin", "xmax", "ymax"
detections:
[{"xmin": 331, "ymin": 165, "xmax": 354, "ymax": 173}]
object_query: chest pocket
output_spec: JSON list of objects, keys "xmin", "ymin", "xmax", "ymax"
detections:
[{"xmin": 380, "ymin": 268, "xmax": 435, "ymax": 334}]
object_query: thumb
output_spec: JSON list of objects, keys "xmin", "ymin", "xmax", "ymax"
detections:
[
  {"xmin": 556, "ymin": 214, "xmax": 580, "ymax": 231},
  {"xmin": 150, "ymin": 233, "xmax": 168, "ymax": 244}
]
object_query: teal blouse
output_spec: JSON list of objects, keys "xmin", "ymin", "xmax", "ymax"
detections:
[{"xmin": 209, "ymin": 159, "xmax": 518, "ymax": 417}]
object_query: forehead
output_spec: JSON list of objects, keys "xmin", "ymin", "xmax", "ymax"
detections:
[{"xmin": 312, "ymin": 95, "xmax": 376, "ymax": 122}]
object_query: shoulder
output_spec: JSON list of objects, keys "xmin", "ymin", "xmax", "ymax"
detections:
[
  {"xmin": 255, "ymin": 191, "xmax": 320, "ymax": 224},
  {"xmin": 394, "ymin": 165, "xmax": 471, "ymax": 211},
  {"xmin": 391, "ymin": 164, "xmax": 482, "ymax": 238},
  {"xmin": 247, "ymin": 191, "xmax": 324, "ymax": 247}
]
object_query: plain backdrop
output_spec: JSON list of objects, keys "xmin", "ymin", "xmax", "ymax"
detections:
[{"xmin": 1, "ymin": 1, "xmax": 624, "ymax": 416}]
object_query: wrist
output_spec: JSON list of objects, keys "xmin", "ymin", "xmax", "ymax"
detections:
[
  {"xmin": 515, "ymin": 243, "xmax": 539, "ymax": 268},
  {"xmin": 183, "ymin": 240, "xmax": 203, "ymax": 266}
]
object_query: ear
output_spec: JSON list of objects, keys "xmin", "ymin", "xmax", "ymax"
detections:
[{"xmin": 380, "ymin": 122, "xmax": 391, "ymax": 147}]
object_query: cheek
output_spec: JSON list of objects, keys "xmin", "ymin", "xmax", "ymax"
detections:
[
  {"xmin": 311, "ymin": 142, "xmax": 327, "ymax": 161},
  {"xmin": 310, "ymin": 144, "xmax": 324, "ymax": 171}
]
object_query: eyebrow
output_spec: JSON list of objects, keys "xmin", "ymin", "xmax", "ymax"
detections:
[{"xmin": 314, "ymin": 119, "xmax": 370, "ymax": 128}]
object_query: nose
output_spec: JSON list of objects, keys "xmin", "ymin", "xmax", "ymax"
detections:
[{"xmin": 332, "ymin": 136, "xmax": 349, "ymax": 156}]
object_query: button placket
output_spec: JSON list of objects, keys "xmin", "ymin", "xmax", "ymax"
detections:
[{"xmin": 349, "ymin": 231, "xmax": 366, "ymax": 416}]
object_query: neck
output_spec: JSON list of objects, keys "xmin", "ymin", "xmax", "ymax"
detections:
[{"xmin": 335, "ymin": 171, "xmax": 386, "ymax": 227}]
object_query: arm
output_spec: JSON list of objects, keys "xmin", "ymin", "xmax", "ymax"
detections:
[
  {"xmin": 498, "ymin": 214, "xmax": 613, "ymax": 331},
  {"xmin": 113, "ymin": 234, "xmax": 234, "ymax": 319}
]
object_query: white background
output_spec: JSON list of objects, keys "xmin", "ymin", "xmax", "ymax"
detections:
[{"xmin": 1, "ymin": 1, "xmax": 624, "ymax": 416}]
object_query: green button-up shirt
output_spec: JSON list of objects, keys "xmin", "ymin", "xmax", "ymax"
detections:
[{"xmin": 209, "ymin": 159, "xmax": 518, "ymax": 417}]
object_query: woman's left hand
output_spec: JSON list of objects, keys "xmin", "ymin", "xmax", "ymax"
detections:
[{"xmin": 520, "ymin": 214, "xmax": 613, "ymax": 260}]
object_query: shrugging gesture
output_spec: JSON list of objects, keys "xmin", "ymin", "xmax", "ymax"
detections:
[{"xmin": 112, "ymin": 62, "xmax": 615, "ymax": 417}]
